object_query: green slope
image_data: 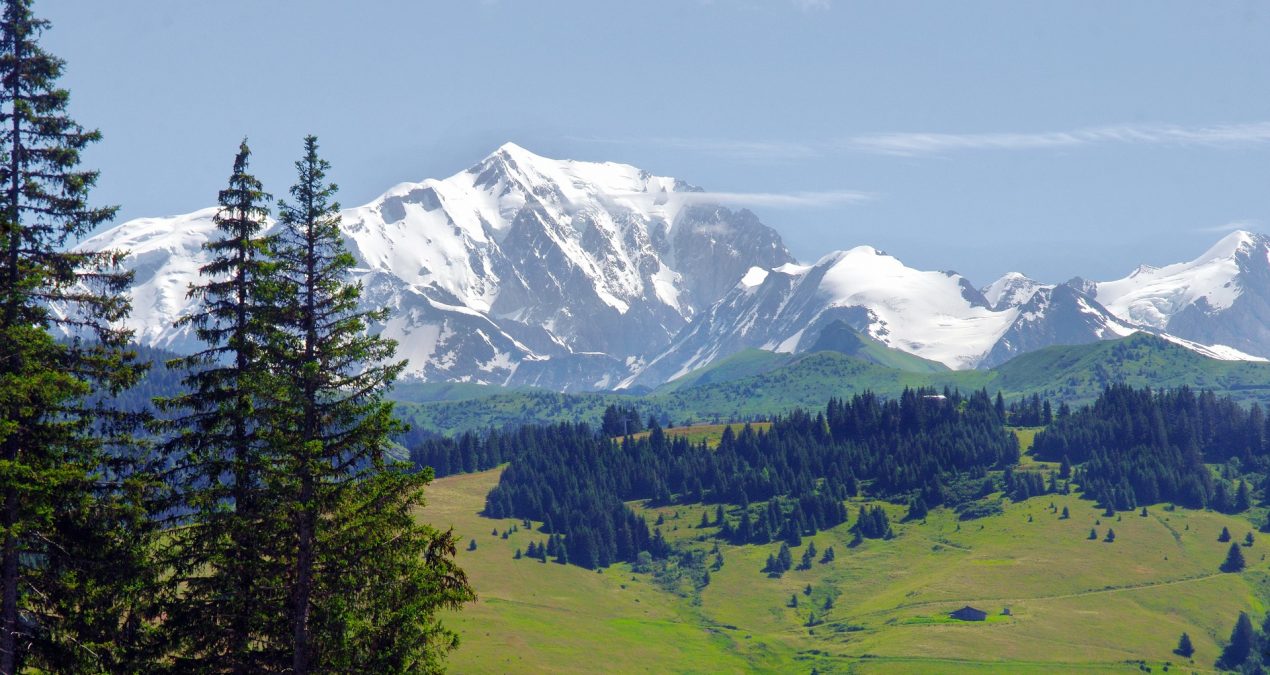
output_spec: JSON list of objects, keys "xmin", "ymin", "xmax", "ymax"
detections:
[
  {"xmin": 991, "ymin": 331, "xmax": 1270, "ymax": 405},
  {"xmin": 396, "ymin": 333, "xmax": 1270, "ymax": 435},
  {"xmin": 423, "ymin": 466, "xmax": 1269, "ymax": 673},
  {"xmin": 653, "ymin": 348, "xmax": 793, "ymax": 394},
  {"xmin": 804, "ymin": 319, "xmax": 949, "ymax": 374}
]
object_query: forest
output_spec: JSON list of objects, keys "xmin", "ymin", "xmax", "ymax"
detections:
[
  {"xmin": 0, "ymin": 2, "xmax": 472, "ymax": 671},
  {"xmin": 412, "ymin": 388, "xmax": 1020, "ymax": 569},
  {"xmin": 1033, "ymin": 383, "xmax": 1269, "ymax": 511}
]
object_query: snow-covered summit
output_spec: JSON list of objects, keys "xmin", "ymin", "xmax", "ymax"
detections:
[
  {"xmin": 76, "ymin": 144, "xmax": 793, "ymax": 388},
  {"xmin": 1095, "ymin": 230, "xmax": 1269, "ymax": 328},
  {"xmin": 981, "ymin": 272, "xmax": 1049, "ymax": 310}
]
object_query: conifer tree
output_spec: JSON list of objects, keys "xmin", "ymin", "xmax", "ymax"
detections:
[
  {"xmin": 157, "ymin": 140, "xmax": 283, "ymax": 671},
  {"xmin": 0, "ymin": 1, "xmax": 156, "ymax": 670},
  {"xmin": 1174, "ymin": 632, "xmax": 1194, "ymax": 658},
  {"xmin": 1218, "ymin": 612, "xmax": 1255, "ymax": 669},
  {"xmin": 1220, "ymin": 542, "xmax": 1246, "ymax": 573},
  {"xmin": 267, "ymin": 136, "xmax": 473, "ymax": 672}
]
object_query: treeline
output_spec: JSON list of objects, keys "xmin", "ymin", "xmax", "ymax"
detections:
[
  {"xmin": 1002, "ymin": 392, "xmax": 1066, "ymax": 427},
  {"xmin": 1033, "ymin": 384, "xmax": 1269, "ymax": 510},
  {"xmin": 413, "ymin": 388, "xmax": 1017, "ymax": 570},
  {"xmin": 0, "ymin": 5, "xmax": 471, "ymax": 670},
  {"xmin": 404, "ymin": 402, "xmax": 647, "ymax": 478}
]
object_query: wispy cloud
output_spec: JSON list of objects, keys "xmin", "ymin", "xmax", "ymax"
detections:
[
  {"xmin": 574, "ymin": 121, "xmax": 1270, "ymax": 161},
  {"xmin": 1193, "ymin": 219, "xmax": 1261, "ymax": 234},
  {"xmin": 612, "ymin": 189, "xmax": 873, "ymax": 209},
  {"xmin": 844, "ymin": 122, "xmax": 1270, "ymax": 156}
]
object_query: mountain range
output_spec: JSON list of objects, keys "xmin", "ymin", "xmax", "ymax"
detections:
[{"xmin": 73, "ymin": 144, "xmax": 1270, "ymax": 391}]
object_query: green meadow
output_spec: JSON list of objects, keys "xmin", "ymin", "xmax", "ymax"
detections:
[{"xmin": 421, "ymin": 466, "xmax": 1267, "ymax": 673}]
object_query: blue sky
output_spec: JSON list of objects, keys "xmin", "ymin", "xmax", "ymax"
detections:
[{"xmin": 47, "ymin": 0, "xmax": 1270, "ymax": 286}]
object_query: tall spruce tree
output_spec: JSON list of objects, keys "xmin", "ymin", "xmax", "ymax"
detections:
[
  {"xmin": 0, "ymin": 1, "xmax": 156, "ymax": 671},
  {"xmin": 157, "ymin": 140, "xmax": 284, "ymax": 671},
  {"xmin": 268, "ymin": 136, "xmax": 473, "ymax": 672},
  {"xmin": 1218, "ymin": 611, "xmax": 1256, "ymax": 670}
]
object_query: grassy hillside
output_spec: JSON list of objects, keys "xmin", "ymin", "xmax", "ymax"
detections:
[
  {"xmin": 992, "ymin": 332, "xmax": 1270, "ymax": 405},
  {"xmin": 652, "ymin": 349, "xmax": 794, "ymax": 394},
  {"xmin": 421, "ymin": 466, "xmax": 1268, "ymax": 673},
  {"xmin": 397, "ymin": 333, "xmax": 1270, "ymax": 435},
  {"xmin": 803, "ymin": 319, "xmax": 950, "ymax": 374}
]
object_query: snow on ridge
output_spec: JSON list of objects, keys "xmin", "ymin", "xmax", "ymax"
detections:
[
  {"xmin": 981, "ymin": 272, "xmax": 1048, "ymax": 309},
  {"xmin": 1155, "ymin": 333, "xmax": 1268, "ymax": 362},
  {"xmin": 1094, "ymin": 232, "xmax": 1260, "ymax": 328},
  {"xmin": 813, "ymin": 247, "xmax": 1018, "ymax": 369},
  {"xmin": 739, "ymin": 266, "xmax": 769, "ymax": 288}
]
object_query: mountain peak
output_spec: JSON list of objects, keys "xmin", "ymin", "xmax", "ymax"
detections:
[
  {"xmin": 489, "ymin": 140, "xmax": 544, "ymax": 162},
  {"xmin": 981, "ymin": 272, "xmax": 1046, "ymax": 310},
  {"xmin": 1196, "ymin": 229, "xmax": 1263, "ymax": 264}
]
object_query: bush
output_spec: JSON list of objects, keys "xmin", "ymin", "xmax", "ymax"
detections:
[{"xmin": 956, "ymin": 498, "xmax": 1005, "ymax": 521}]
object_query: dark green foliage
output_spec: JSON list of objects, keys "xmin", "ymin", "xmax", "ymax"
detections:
[
  {"xmin": 764, "ymin": 542, "xmax": 794, "ymax": 577},
  {"xmin": 956, "ymin": 498, "xmax": 1005, "ymax": 521},
  {"xmin": 820, "ymin": 546, "xmax": 835, "ymax": 564},
  {"xmin": 458, "ymin": 388, "xmax": 1013, "ymax": 569},
  {"xmin": 852, "ymin": 505, "xmax": 893, "ymax": 540},
  {"xmin": 600, "ymin": 403, "xmax": 644, "ymax": 437},
  {"xmin": 1060, "ymin": 506, "xmax": 1070, "ymax": 519},
  {"xmin": 1218, "ymin": 612, "xmax": 1256, "ymax": 669},
  {"xmin": 1006, "ymin": 393, "xmax": 1050, "ymax": 426},
  {"xmin": 0, "ymin": 1, "xmax": 158, "ymax": 669},
  {"xmin": 1104, "ymin": 528, "xmax": 1115, "ymax": 543},
  {"xmin": 1221, "ymin": 542, "xmax": 1246, "ymax": 573},
  {"xmin": 1235, "ymin": 480, "xmax": 1252, "ymax": 512},
  {"xmin": 1174, "ymin": 632, "xmax": 1193, "ymax": 658},
  {"xmin": 904, "ymin": 496, "xmax": 928, "ymax": 521},
  {"xmin": 153, "ymin": 138, "xmax": 473, "ymax": 672},
  {"xmin": 156, "ymin": 140, "xmax": 283, "ymax": 671},
  {"xmin": 1220, "ymin": 527, "xmax": 1232, "ymax": 542},
  {"xmin": 1033, "ymin": 385, "xmax": 1270, "ymax": 511},
  {"xmin": 1005, "ymin": 467, "xmax": 1049, "ymax": 502},
  {"xmin": 1089, "ymin": 528, "xmax": 1098, "ymax": 540},
  {"xmin": 1245, "ymin": 532, "xmax": 1255, "ymax": 547},
  {"xmin": 270, "ymin": 137, "xmax": 474, "ymax": 672}
]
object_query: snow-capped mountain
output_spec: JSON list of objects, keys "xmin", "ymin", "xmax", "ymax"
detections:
[
  {"xmin": 1093, "ymin": 230, "xmax": 1270, "ymax": 359},
  {"xmin": 74, "ymin": 142, "xmax": 1270, "ymax": 391},
  {"xmin": 627, "ymin": 246, "xmax": 1019, "ymax": 386},
  {"xmin": 630, "ymin": 235, "xmax": 1269, "ymax": 385},
  {"xmin": 75, "ymin": 143, "xmax": 793, "ymax": 388},
  {"xmin": 981, "ymin": 272, "xmax": 1048, "ymax": 310},
  {"xmin": 977, "ymin": 283, "xmax": 1135, "ymax": 368}
]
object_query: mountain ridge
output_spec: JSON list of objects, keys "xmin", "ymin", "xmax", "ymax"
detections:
[{"xmin": 72, "ymin": 144, "xmax": 1270, "ymax": 391}]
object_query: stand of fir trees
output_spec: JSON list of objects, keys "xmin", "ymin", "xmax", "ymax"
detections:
[
  {"xmin": 0, "ymin": 4, "xmax": 473, "ymax": 669},
  {"xmin": 1032, "ymin": 384, "xmax": 1270, "ymax": 511},
  {"xmin": 156, "ymin": 138, "xmax": 474, "ymax": 672},
  {"xmin": 412, "ymin": 387, "xmax": 1018, "ymax": 570},
  {"xmin": 0, "ymin": 1, "xmax": 160, "ymax": 670}
]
